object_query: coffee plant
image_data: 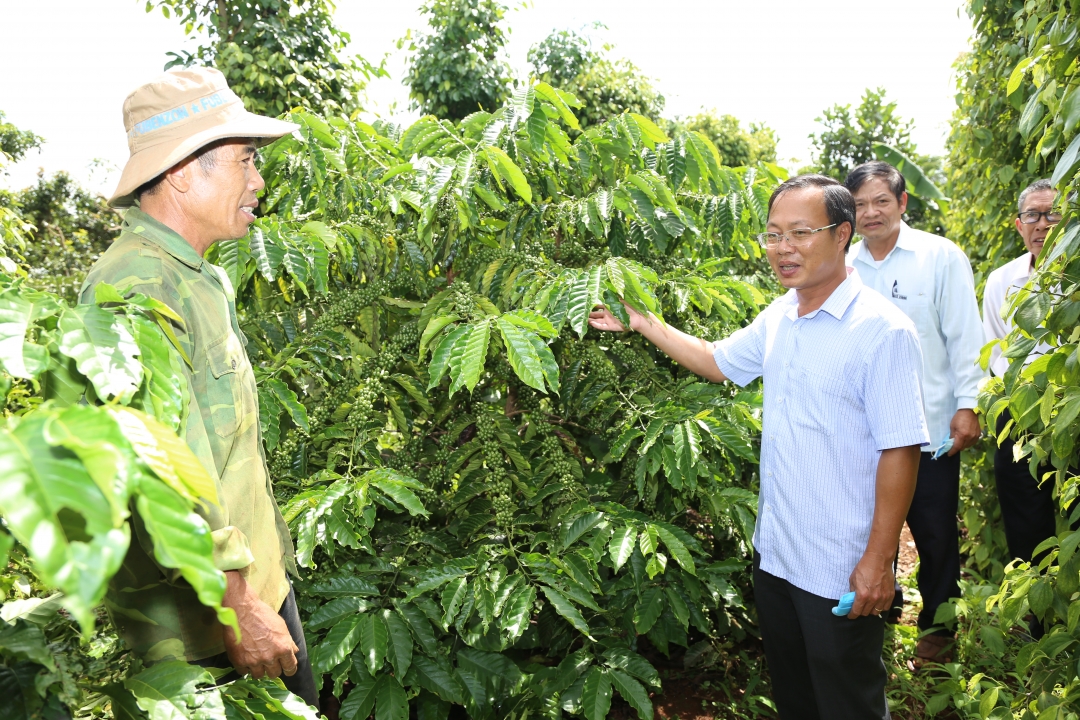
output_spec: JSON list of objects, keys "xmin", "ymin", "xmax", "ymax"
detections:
[{"xmin": 198, "ymin": 82, "xmax": 781, "ymax": 718}]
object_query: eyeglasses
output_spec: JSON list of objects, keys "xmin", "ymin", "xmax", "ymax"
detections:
[
  {"xmin": 755, "ymin": 223, "xmax": 837, "ymax": 249},
  {"xmin": 1018, "ymin": 211, "xmax": 1062, "ymax": 225}
]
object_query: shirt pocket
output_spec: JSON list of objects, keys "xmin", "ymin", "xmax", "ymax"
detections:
[
  {"xmin": 205, "ymin": 333, "xmax": 244, "ymax": 438},
  {"xmin": 793, "ymin": 367, "xmax": 861, "ymax": 436}
]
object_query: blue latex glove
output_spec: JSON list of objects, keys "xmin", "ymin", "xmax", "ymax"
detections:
[
  {"xmin": 931, "ymin": 437, "xmax": 954, "ymax": 460},
  {"xmin": 832, "ymin": 591, "xmax": 856, "ymax": 616}
]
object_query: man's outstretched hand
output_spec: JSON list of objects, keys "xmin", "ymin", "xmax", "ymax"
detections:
[
  {"xmin": 222, "ymin": 571, "xmax": 298, "ymax": 680},
  {"xmin": 588, "ymin": 302, "xmax": 645, "ymax": 332}
]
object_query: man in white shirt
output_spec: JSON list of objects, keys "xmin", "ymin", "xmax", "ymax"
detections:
[
  {"xmin": 590, "ymin": 174, "xmax": 928, "ymax": 719},
  {"xmin": 982, "ymin": 179, "xmax": 1061, "ymax": 609},
  {"xmin": 844, "ymin": 162, "xmax": 985, "ymax": 666}
]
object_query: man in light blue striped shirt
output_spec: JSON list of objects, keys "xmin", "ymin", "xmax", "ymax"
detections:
[{"xmin": 590, "ymin": 175, "xmax": 928, "ymax": 719}]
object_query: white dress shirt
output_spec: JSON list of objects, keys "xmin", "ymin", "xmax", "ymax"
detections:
[
  {"xmin": 713, "ymin": 270, "xmax": 929, "ymax": 599},
  {"xmin": 982, "ymin": 253, "xmax": 1049, "ymax": 376},
  {"xmin": 847, "ymin": 222, "xmax": 986, "ymax": 451}
]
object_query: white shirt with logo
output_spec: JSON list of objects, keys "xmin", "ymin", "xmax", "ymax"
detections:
[{"xmin": 847, "ymin": 222, "xmax": 986, "ymax": 451}]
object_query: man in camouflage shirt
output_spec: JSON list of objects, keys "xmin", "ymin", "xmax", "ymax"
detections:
[{"xmin": 80, "ymin": 67, "xmax": 318, "ymax": 708}]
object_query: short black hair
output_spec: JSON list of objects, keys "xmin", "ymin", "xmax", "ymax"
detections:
[
  {"xmin": 1017, "ymin": 178, "xmax": 1055, "ymax": 212},
  {"xmin": 843, "ymin": 161, "xmax": 906, "ymax": 201},
  {"xmin": 767, "ymin": 174, "xmax": 857, "ymax": 251}
]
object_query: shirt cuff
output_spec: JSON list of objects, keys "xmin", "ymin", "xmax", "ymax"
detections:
[
  {"xmin": 955, "ymin": 396, "xmax": 978, "ymax": 411},
  {"xmin": 211, "ymin": 526, "xmax": 255, "ymax": 571},
  {"xmin": 712, "ymin": 343, "xmax": 755, "ymax": 387}
]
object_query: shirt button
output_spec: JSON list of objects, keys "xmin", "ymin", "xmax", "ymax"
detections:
[{"xmin": 778, "ymin": 398, "xmax": 784, "ymax": 404}]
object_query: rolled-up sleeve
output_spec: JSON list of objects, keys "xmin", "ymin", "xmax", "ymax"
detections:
[
  {"xmin": 864, "ymin": 326, "xmax": 931, "ymax": 450},
  {"xmin": 713, "ymin": 310, "xmax": 767, "ymax": 387}
]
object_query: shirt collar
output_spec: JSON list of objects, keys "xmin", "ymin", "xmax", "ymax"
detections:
[
  {"xmin": 852, "ymin": 221, "xmax": 914, "ymax": 266},
  {"xmin": 122, "ymin": 207, "xmax": 204, "ymax": 271},
  {"xmin": 783, "ymin": 268, "xmax": 863, "ymax": 322}
]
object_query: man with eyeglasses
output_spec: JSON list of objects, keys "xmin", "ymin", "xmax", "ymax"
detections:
[
  {"xmin": 590, "ymin": 174, "xmax": 928, "ymax": 719},
  {"xmin": 982, "ymin": 179, "xmax": 1060, "ymax": 619},
  {"xmin": 844, "ymin": 161, "xmax": 985, "ymax": 668}
]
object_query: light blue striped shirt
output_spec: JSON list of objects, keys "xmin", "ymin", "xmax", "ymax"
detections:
[
  {"xmin": 848, "ymin": 223, "xmax": 986, "ymax": 450},
  {"xmin": 714, "ymin": 270, "xmax": 929, "ymax": 599}
]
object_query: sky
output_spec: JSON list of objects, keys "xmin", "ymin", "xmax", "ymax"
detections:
[{"xmin": 0, "ymin": 0, "xmax": 973, "ymax": 196}]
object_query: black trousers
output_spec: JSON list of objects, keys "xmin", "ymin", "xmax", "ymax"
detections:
[
  {"xmin": 195, "ymin": 584, "xmax": 320, "ymax": 711},
  {"xmin": 904, "ymin": 452, "xmax": 962, "ymax": 635},
  {"xmin": 754, "ymin": 554, "xmax": 890, "ymax": 720},
  {"xmin": 995, "ymin": 410, "xmax": 1057, "ymax": 564}
]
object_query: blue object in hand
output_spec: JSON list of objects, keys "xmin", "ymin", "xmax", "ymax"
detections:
[
  {"xmin": 832, "ymin": 591, "xmax": 856, "ymax": 616},
  {"xmin": 931, "ymin": 437, "xmax": 954, "ymax": 460}
]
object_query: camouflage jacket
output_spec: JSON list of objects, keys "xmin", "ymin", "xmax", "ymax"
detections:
[{"xmin": 80, "ymin": 208, "xmax": 295, "ymax": 663}]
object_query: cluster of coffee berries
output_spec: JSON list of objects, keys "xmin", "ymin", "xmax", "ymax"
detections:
[
  {"xmin": 609, "ymin": 341, "xmax": 648, "ymax": 374},
  {"xmin": 493, "ymin": 493, "xmax": 516, "ymax": 527},
  {"xmin": 311, "ymin": 282, "xmax": 386, "ymax": 333}
]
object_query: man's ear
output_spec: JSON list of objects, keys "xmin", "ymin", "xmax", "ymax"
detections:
[
  {"xmin": 898, "ymin": 191, "xmax": 909, "ymax": 215},
  {"xmin": 162, "ymin": 155, "xmax": 198, "ymax": 194},
  {"xmin": 837, "ymin": 221, "xmax": 853, "ymax": 248}
]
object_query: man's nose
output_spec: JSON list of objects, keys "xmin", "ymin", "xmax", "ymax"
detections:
[{"xmin": 252, "ymin": 166, "xmax": 266, "ymax": 193}]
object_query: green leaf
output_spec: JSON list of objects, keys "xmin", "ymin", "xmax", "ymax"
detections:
[
  {"xmin": 135, "ymin": 475, "xmax": 235, "ymax": 636},
  {"xmin": 566, "ymin": 266, "xmax": 603, "ymax": 338},
  {"xmin": 484, "ymin": 146, "xmax": 532, "ymax": 203},
  {"xmin": 339, "ymin": 673, "xmax": 378, "ymax": 720},
  {"xmin": 561, "ymin": 511, "xmax": 604, "ymax": 550},
  {"xmin": 383, "ymin": 609, "xmax": 413, "ymax": 678},
  {"xmin": 368, "ymin": 469, "xmax": 430, "ymax": 517},
  {"xmin": 264, "ymin": 378, "xmax": 310, "ymax": 433},
  {"xmin": 410, "ymin": 655, "xmax": 465, "ymax": 704},
  {"xmin": 128, "ymin": 314, "xmax": 186, "ymax": 430},
  {"xmin": 312, "ymin": 615, "xmax": 364, "ymax": 675},
  {"xmin": 58, "ymin": 304, "xmax": 143, "ymax": 402},
  {"xmin": 457, "ymin": 648, "xmax": 523, "ymax": 692},
  {"xmin": 871, "ymin": 144, "xmax": 948, "ymax": 203},
  {"xmin": 249, "ymin": 226, "xmax": 284, "ymax": 282},
  {"xmin": 0, "ymin": 411, "xmax": 128, "ymax": 632},
  {"xmin": 581, "ymin": 667, "xmax": 613, "ymax": 720},
  {"xmin": 111, "ymin": 406, "xmax": 218, "ymax": 507},
  {"xmin": 0, "ymin": 620, "xmax": 56, "ymax": 670},
  {"xmin": 1051, "ymin": 132, "xmax": 1080, "ymax": 187},
  {"xmin": 419, "ymin": 314, "xmax": 459, "ymax": 358},
  {"xmin": 500, "ymin": 583, "xmax": 535, "ymax": 641},
  {"xmin": 358, "ymin": 612, "xmax": 388, "ymax": 676},
  {"xmin": 534, "ymin": 82, "xmax": 581, "ymax": 130},
  {"xmin": 216, "ymin": 235, "xmax": 251, "ymax": 291},
  {"xmin": 441, "ymin": 576, "xmax": 469, "ymax": 627},
  {"xmin": 608, "ymin": 668, "xmax": 652, "ymax": 720},
  {"xmin": 633, "ymin": 587, "xmax": 664, "ymax": 634},
  {"xmin": 405, "ymin": 565, "xmax": 470, "ymax": 601},
  {"xmin": 497, "ymin": 316, "xmax": 546, "ymax": 392},
  {"xmin": 654, "ymin": 525, "xmax": 696, "ymax": 575},
  {"xmin": 374, "ymin": 673, "xmax": 408, "ymax": 720},
  {"xmin": 125, "ymin": 660, "xmax": 217, "ymax": 720},
  {"xmin": 449, "ymin": 321, "xmax": 490, "ymax": 394},
  {"xmin": 540, "ymin": 585, "xmax": 592, "ymax": 638},
  {"xmin": 397, "ymin": 602, "xmax": 439, "ymax": 656},
  {"xmin": 0, "ymin": 290, "xmax": 53, "ymax": 379},
  {"xmin": 602, "ymin": 647, "xmax": 660, "ymax": 687},
  {"xmin": 308, "ymin": 597, "xmax": 371, "ymax": 632},
  {"xmin": 1006, "ymin": 56, "xmax": 1035, "ymax": 96},
  {"xmin": 608, "ymin": 525, "xmax": 636, "ymax": 572},
  {"xmin": 306, "ymin": 577, "xmax": 381, "ymax": 597}
]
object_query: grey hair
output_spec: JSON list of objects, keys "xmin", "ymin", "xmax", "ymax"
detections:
[
  {"xmin": 135, "ymin": 140, "xmax": 230, "ymax": 201},
  {"xmin": 1018, "ymin": 179, "xmax": 1056, "ymax": 213}
]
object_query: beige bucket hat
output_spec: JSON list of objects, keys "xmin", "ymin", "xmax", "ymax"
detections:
[{"xmin": 109, "ymin": 66, "xmax": 299, "ymax": 208}]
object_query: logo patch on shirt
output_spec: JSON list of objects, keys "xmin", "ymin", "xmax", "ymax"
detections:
[{"xmin": 891, "ymin": 280, "xmax": 907, "ymax": 300}]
